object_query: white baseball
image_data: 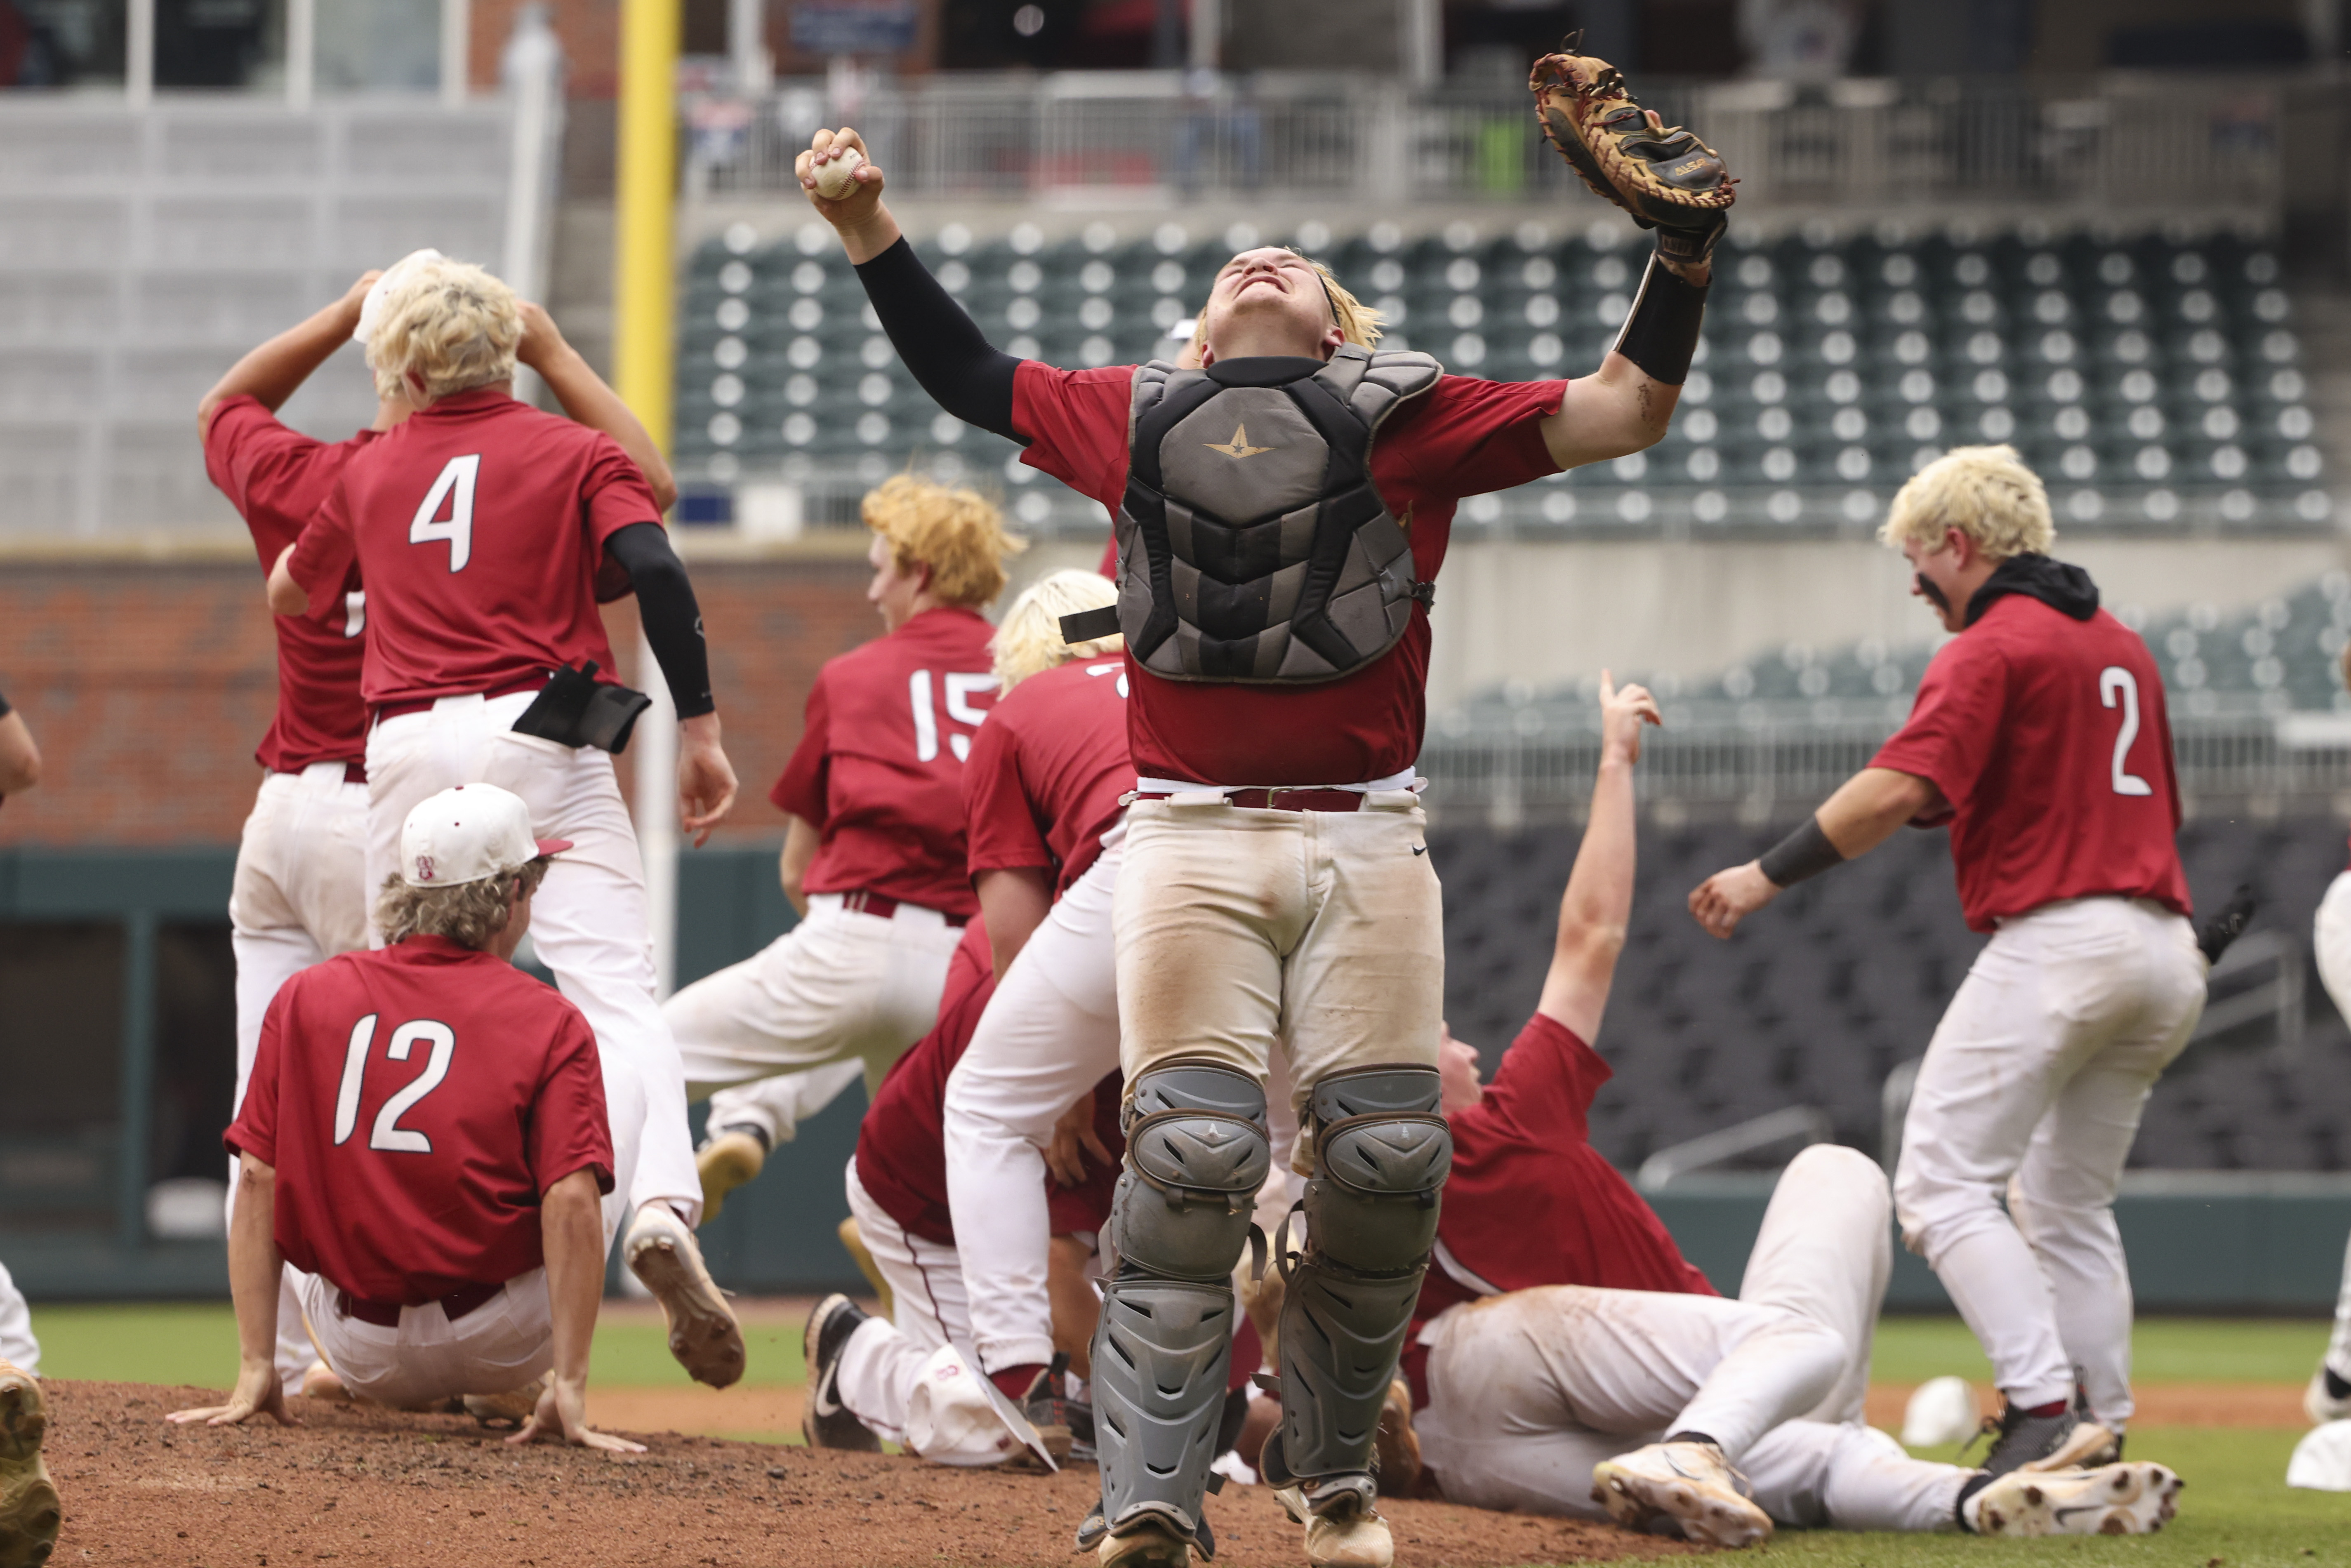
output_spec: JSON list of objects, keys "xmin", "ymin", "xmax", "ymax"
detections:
[{"xmin": 814, "ymin": 147, "xmax": 865, "ymax": 201}]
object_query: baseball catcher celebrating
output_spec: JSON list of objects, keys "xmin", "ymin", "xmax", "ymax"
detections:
[
  {"xmin": 1691, "ymin": 446, "xmax": 2207, "ymax": 1473},
  {"xmin": 794, "ymin": 38, "xmax": 1727, "ymax": 1568}
]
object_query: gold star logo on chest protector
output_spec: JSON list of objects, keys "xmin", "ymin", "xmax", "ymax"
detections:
[{"xmin": 1203, "ymin": 422, "xmax": 1274, "ymax": 459}]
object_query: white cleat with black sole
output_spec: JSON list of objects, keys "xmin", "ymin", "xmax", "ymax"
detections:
[
  {"xmin": 1964, "ymin": 1462, "xmax": 2183, "ymax": 1536},
  {"xmin": 1591, "ymin": 1439, "xmax": 1773, "ymax": 1549}
]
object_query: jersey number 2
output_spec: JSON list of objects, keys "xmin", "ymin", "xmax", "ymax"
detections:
[
  {"xmin": 333, "ymin": 1014, "xmax": 457, "ymax": 1153},
  {"xmin": 2099, "ymin": 667, "xmax": 2154, "ymax": 798},
  {"xmin": 411, "ymin": 454, "xmax": 481, "ymax": 572}
]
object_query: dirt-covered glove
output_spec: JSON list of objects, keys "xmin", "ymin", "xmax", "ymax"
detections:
[{"xmin": 1531, "ymin": 41, "xmax": 1734, "ymax": 269}]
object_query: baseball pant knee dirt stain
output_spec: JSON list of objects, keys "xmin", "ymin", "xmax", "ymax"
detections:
[{"xmin": 834, "ymin": 1161, "xmax": 980, "ymax": 1450}]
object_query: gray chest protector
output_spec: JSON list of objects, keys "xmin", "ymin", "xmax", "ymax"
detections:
[{"xmin": 1113, "ymin": 346, "xmax": 1442, "ymax": 684}]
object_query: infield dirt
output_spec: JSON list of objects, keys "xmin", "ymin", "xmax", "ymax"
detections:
[{"xmin": 38, "ymin": 1380, "xmax": 1692, "ymax": 1567}]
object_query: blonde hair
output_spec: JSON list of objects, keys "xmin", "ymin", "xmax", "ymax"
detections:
[
  {"xmin": 993, "ymin": 569, "xmax": 1122, "ymax": 692},
  {"xmin": 1190, "ymin": 251, "xmax": 1385, "ymax": 360},
  {"xmin": 367, "ymin": 257, "xmax": 522, "ymax": 404},
  {"xmin": 375, "ymin": 857, "xmax": 551, "ymax": 949},
  {"xmin": 1879, "ymin": 445, "xmax": 2056, "ymax": 562},
  {"xmin": 863, "ymin": 475, "xmax": 1024, "ymax": 609}
]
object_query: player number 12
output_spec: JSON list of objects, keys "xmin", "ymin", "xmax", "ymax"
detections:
[
  {"xmin": 2099, "ymin": 666, "xmax": 2154, "ymax": 798},
  {"xmin": 332, "ymin": 1013, "xmax": 458, "ymax": 1153}
]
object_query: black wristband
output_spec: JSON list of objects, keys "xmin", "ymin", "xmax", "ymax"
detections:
[
  {"xmin": 1757, "ymin": 815, "xmax": 1844, "ymax": 889},
  {"xmin": 1610, "ymin": 253, "xmax": 1709, "ymax": 386}
]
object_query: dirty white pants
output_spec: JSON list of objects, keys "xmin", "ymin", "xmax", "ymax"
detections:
[
  {"xmin": 0, "ymin": 1260, "xmax": 36, "ymax": 1372},
  {"xmin": 2314, "ymin": 871, "xmax": 2351, "ymax": 1382},
  {"xmin": 1894, "ymin": 895, "xmax": 2205, "ymax": 1423},
  {"xmin": 299, "ymin": 1267, "xmax": 551, "ymax": 1411},
  {"xmin": 699, "ymin": 1058, "xmax": 869, "ymax": 1151}
]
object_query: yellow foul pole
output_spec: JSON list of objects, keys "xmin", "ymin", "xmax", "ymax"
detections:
[{"xmin": 614, "ymin": 0, "xmax": 678, "ymax": 458}]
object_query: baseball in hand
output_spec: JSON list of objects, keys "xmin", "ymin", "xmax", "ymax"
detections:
[{"xmin": 813, "ymin": 148, "xmax": 865, "ymax": 200}]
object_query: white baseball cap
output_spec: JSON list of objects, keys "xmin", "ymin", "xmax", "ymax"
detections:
[
  {"xmin": 399, "ymin": 784, "xmax": 572, "ymax": 888},
  {"xmin": 353, "ymin": 248, "xmax": 447, "ymax": 348}
]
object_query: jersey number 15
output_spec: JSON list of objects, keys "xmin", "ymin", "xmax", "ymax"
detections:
[{"xmin": 2099, "ymin": 666, "xmax": 2154, "ymax": 798}]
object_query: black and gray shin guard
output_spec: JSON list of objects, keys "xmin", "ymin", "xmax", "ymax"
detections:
[
  {"xmin": 1090, "ymin": 1059, "xmax": 1273, "ymax": 1553},
  {"xmin": 1264, "ymin": 1064, "xmax": 1453, "ymax": 1520}
]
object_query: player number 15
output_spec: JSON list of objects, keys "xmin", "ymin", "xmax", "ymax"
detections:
[{"xmin": 2099, "ymin": 666, "xmax": 2154, "ymax": 798}]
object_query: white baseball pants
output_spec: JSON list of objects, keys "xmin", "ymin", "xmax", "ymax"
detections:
[
  {"xmin": 942, "ymin": 841, "xmax": 1123, "ymax": 1375},
  {"xmin": 228, "ymin": 762, "xmax": 371, "ymax": 1385},
  {"xmin": 1415, "ymin": 1146, "xmax": 1962, "ymax": 1531},
  {"xmin": 668, "ymin": 897, "xmax": 964, "ymax": 1125},
  {"xmin": 1894, "ymin": 895, "xmax": 2205, "ymax": 1424},
  {"xmin": 2311, "ymin": 871, "xmax": 2351, "ymax": 1383},
  {"xmin": 699, "ymin": 1057, "xmax": 868, "ymax": 1151},
  {"xmin": 299, "ymin": 1267, "xmax": 551, "ymax": 1411},
  {"xmin": 364, "ymin": 690, "xmax": 699, "ymax": 1234},
  {"xmin": 0, "ymin": 1260, "xmax": 36, "ymax": 1373}
]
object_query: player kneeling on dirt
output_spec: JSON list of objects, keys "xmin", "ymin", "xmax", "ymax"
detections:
[{"xmin": 168, "ymin": 784, "xmax": 644, "ymax": 1453}]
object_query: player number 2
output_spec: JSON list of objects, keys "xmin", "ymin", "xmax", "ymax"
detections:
[
  {"xmin": 332, "ymin": 1014, "xmax": 458, "ymax": 1154},
  {"xmin": 909, "ymin": 670, "xmax": 994, "ymax": 763},
  {"xmin": 2099, "ymin": 666, "xmax": 2154, "ymax": 798},
  {"xmin": 410, "ymin": 454, "xmax": 481, "ymax": 572}
]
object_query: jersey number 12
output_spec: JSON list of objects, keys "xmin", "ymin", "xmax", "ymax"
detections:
[
  {"xmin": 2099, "ymin": 666, "xmax": 2154, "ymax": 798},
  {"xmin": 333, "ymin": 1013, "xmax": 457, "ymax": 1153}
]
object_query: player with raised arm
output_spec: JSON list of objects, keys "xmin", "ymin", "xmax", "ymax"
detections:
[
  {"xmin": 793, "ymin": 45, "xmax": 1726, "ymax": 1567},
  {"xmin": 266, "ymin": 257, "xmax": 744, "ymax": 1388},
  {"xmin": 668, "ymin": 477, "xmax": 1018, "ymax": 1207},
  {"xmin": 168, "ymin": 785, "xmax": 640, "ymax": 1452},
  {"xmin": 1689, "ymin": 446, "xmax": 2212, "ymax": 1474},
  {"xmin": 200, "ymin": 257, "xmax": 679, "ymax": 1399}
]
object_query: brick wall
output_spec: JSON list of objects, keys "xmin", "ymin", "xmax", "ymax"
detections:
[{"xmin": 0, "ymin": 556, "xmax": 878, "ymax": 847}]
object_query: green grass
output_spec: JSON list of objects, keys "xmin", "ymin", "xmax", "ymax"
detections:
[{"xmin": 1868, "ymin": 1316, "xmax": 2332, "ymax": 1387}]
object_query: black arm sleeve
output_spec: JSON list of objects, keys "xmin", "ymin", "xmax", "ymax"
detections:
[
  {"xmin": 603, "ymin": 523, "xmax": 715, "ymax": 720},
  {"xmin": 853, "ymin": 237, "xmax": 1024, "ymax": 442}
]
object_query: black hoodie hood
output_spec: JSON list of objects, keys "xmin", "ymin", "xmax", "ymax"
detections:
[{"xmin": 1963, "ymin": 553, "xmax": 2099, "ymax": 629}]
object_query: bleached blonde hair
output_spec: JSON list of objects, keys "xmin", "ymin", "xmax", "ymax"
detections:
[
  {"xmin": 366, "ymin": 257, "xmax": 522, "ymax": 404},
  {"xmin": 1190, "ymin": 251, "xmax": 1384, "ymax": 360},
  {"xmin": 1879, "ymin": 445, "xmax": 2057, "ymax": 562},
  {"xmin": 993, "ymin": 569, "xmax": 1122, "ymax": 692},
  {"xmin": 864, "ymin": 474, "xmax": 1025, "ymax": 609}
]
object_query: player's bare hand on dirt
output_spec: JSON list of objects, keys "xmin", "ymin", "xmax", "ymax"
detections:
[
  {"xmin": 1046, "ymin": 1092, "xmax": 1114, "ymax": 1187},
  {"xmin": 509, "ymin": 1376, "xmax": 645, "ymax": 1454},
  {"xmin": 678, "ymin": 713, "xmax": 738, "ymax": 847},
  {"xmin": 797, "ymin": 128, "xmax": 884, "ymax": 224},
  {"xmin": 1597, "ymin": 670, "xmax": 1661, "ymax": 766},
  {"xmin": 1689, "ymin": 860, "xmax": 1778, "ymax": 939},
  {"xmin": 167, "ymin": 1358, "xmax": 298, "ymax": 1428},
  {"xmin": 514, "ymin": 300, "xmax": 567, "ymax": 371}
]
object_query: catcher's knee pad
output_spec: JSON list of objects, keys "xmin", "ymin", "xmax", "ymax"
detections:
[
  {"xmin": 1107, "ymin": 1058, "xmax": 1272, "ymax": 1282},
  {"xmin": 1272, "ymin": 1064, "xmax": 1452, "ymax": 1487}
]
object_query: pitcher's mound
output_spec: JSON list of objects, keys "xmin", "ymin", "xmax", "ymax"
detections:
[{"xmin": 37, "ymin": 1381, "xmax": 1691, "ymax": 1566}]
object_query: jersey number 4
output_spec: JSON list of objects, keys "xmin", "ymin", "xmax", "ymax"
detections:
[
  {"xmin": 411, "ymin": 454, "xmax": 482, "ymax": 572},
  {"xmin": 2099, "ymin": 666, "xmax": 2155, "ymax": 798},
  {"xmin": 333, "ymin": 1013, "xmax": 456, "ymax": 1153}
]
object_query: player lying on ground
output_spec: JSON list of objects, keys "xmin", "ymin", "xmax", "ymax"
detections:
[
  {"xmin": 168, "ymin": 784, "xmax": 641, "ymax": 1453},
  {"xmin": 1690, "ymin": 445, "xmax": 2212, "ymax": 1472},
  {"xmin": 679, "ymin": 478, "xmax": 1020, "ymax": 1217},
  {"xmin": 265, "ymin": 256, "xmax": 744, "ymax": 1388},
  {"xmin": 200, "ymin": 258, "xmax": 679, "ymax": 1398},
  {"xmin": 796, "ymin": 56, "xmax": 1719, "ymax": 1568},
  {"xmin": 801, "ymin": 572, "xmax": 1133, "ymax": 1465},
  {"xmin": 1394, "ymin": 676, "xmax": 2181, "ymax": 1545}
]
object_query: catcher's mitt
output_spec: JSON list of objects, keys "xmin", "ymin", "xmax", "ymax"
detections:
[{"xmin": 1531, "ymin": 42, "xmax": 1733, "ymax": 254}]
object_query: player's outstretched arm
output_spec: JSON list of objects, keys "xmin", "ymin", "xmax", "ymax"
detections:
[
  {"xmin": 798, "ymin": 127, "xmax": 1026, "ymax": 443},
  {"xmin": 197, "ymin": 271, "xmax": 380, "ymax": 445},
  {"xmin": 1688, "ymin": 766, "xmax": 1943, "ymax": 939},
  {"xmin": 598, "ymin": 524, "xmax": 737, "ymax": 843},
  {"xmin": 1535, "ymin": 672, "xmax": 1661, "ymax": 1041},
  {"xmin": 167, "ymin": 1154, "xmax": 297, "ymax": 1428},
  {"xmin": 518, "ymin": 301, "xmax": 678, "ymax": 512},
  {"xmin": 511, "ymin": 1167, "xmax": 646, "ymax": 1454},
  {"xmin": 1541, "ymin": 352, "xmax": 1682, "ymax": 471}
]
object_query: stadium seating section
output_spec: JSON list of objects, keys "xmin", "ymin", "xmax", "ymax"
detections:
[{"xmin": 677, "ymin": 217, "xmax": 2325, "ymax": 534}]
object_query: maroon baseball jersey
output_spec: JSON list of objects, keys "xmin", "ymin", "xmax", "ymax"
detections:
[
  {"xmin": 1400, "ymin": 1011, "xmax": 1715, "ymax": 1407},
  {"xmin": 202, "ymin": 396, "xmax": 373, "ymax": 772},
  {"xmin": 227, "ymin": 935, "xmax": 615, "ymax": 1304},
  {"xmin": 1870, "ymin": 596, "xmax": 2190, "ymax": 932},
  {"xmin": 286, "ymin": 388, "xmax": 663, "ymax": 707},
  {"xmin": 771, "ymin": 606, "xmax": 998, "ymax": 916},
  {"xmin": 963, "ymin": 656, "xmax": 1131, "ymax": 897},
  {"xmin": 1012, "ymin": 363, "xmax": 1564, "ymax": 785}
]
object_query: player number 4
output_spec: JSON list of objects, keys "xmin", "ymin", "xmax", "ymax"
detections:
[
  {"xmin": 410, "ymin": 454, "xmax": 482, "ymax": 572},
  {"xmin": 909, "ymin": 670, "xmax": 995, "ymax": 763},
  {"xmin": 2099, "ymin": 666, "xmax": 2154, "ymax": 798},
  {"xmin": 332, "ymin": 1014, "xmax": 458, "ymax": 1154}
]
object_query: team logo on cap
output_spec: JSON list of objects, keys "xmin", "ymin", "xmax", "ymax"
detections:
[{"xmin": 415, "ymin": 855, "xmax": 436, "ymax": 883}]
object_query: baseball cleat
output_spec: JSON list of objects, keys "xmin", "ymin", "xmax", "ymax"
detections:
[
  {"xmin": 1272, "ymin": 1473, "xmax": 1392, "ymax": 1568},
  {"xmin": 1371, "ymin": 1377, "xmax": 1421, "ymax": 1498},
  {"xmin": 2306, "ymin": 1364, "xmax": 2351, "ymax": 1427},
  {"xmin": 1011, "ymin": 1360, "xmax": 1077, "ymax": 1471},
  {"xmin": 624, "ymin": 1204, "xmax": 745, "ymax": 1389},
  {"xmin": 1973, "ymin": 1397, "xmax": 2118, "ymax": 1476},
  {"xmin": 801, "ymin": 1294, "xmax": 882, "ymax": 1452},
  {"xmin": 0, "ymin": 1361, "xmax": 60, "ymax": 1568},
  {"xmin": 463, "ymin": 1375, "xmax": 547, "ymax": 1430},
  {"xmin": 695, "ymin": 1128, "xmax": 768, "ymax": 1224},
  {"xmin": 1095, "ymin": 1515, "xmax": 1190, "ymax": 1568},
  {"xmin": 1591, "ymin": 1439, "xmax": 1772, "ymax": 1549},
  {"xmin": 1963, "ymin": 1462, "xmax": 2183, "ymax": 1536}
]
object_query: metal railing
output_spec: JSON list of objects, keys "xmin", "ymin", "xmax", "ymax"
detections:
[{"xmin": 681, "ymin": 70, "xmax": 2300, "ymax": 213}]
